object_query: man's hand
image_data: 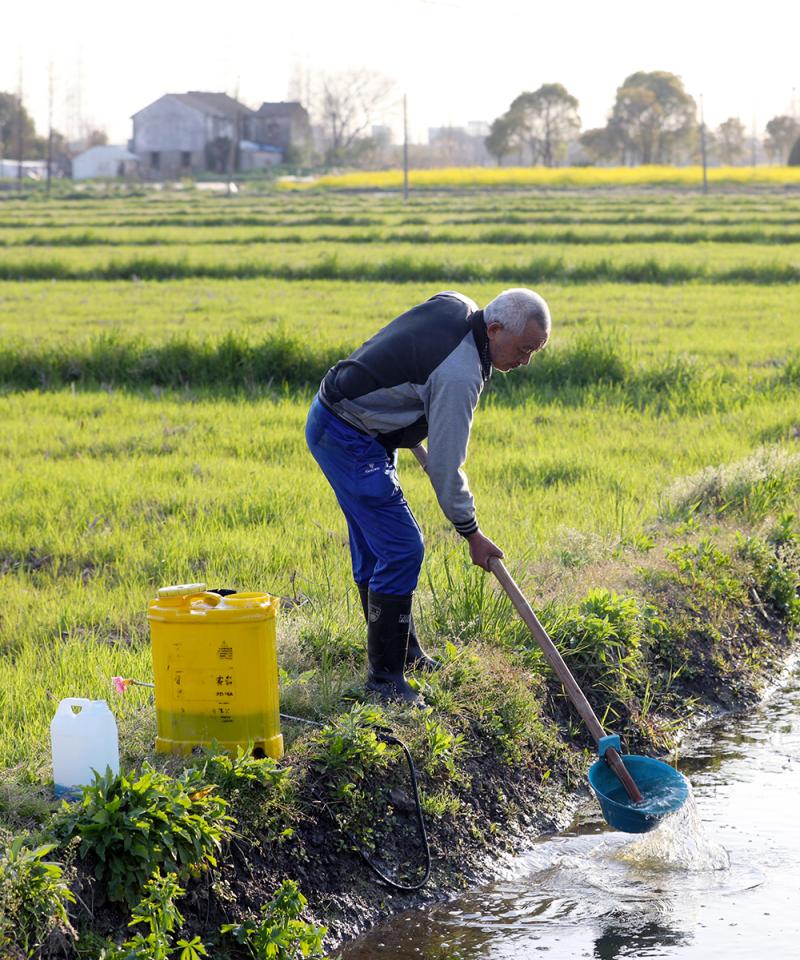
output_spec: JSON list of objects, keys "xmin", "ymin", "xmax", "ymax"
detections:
[{"xmin": 466, "ymin": 530, "xmax": 504, "ymax": 570}]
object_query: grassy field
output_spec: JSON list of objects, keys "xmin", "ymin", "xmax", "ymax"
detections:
[
  {"xmin": 1, "ymin": 182, "xmax": 799, "ymax": 954},
  {"xmin": 1, "ymin": 185, "xmax": 798, "ymax": 772}
]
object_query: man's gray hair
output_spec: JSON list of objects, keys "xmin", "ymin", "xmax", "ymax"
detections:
[{"xmin": 484, "ymin": 288, "xmax": 551, "ymax": 337}]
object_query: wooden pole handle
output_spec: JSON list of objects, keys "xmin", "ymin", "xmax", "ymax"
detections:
[
  {"xmin": 411, "ymin": 443, "xmax": 643, "ymax": 804},
  {"xmin": 489, "ymin": 557, "xmax": 643, "ymax": 805}
]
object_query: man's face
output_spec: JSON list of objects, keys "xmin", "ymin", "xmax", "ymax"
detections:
[{"xmin": 486, "ymin": 319, "xmax": 548, "ymax": 373}]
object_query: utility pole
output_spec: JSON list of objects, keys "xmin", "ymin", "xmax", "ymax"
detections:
[
  {"xmin": 751, "ymin": 112, "xmax": 758, "ymax": 167},
  {"xmin": 16, "ymin": 57, "xmax": 24, "ymax": 192},
  {"xmin": 699, "ymin": 94, "xmax": 708, "ymax": 194},
  {"xmin": 403, "ymin": 94, "xmax": 409, "ymax": 202},
  {"xmin": 46, "ymin": 60, "xmax": 54, "ymax": 196},
  {"xmin": 227, "ymin": 75, "xmax": 240, "ymax": 186}
]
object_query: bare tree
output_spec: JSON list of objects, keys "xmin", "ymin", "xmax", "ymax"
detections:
[{"xmin": 313, "ymin": 69, "xmax": 395, "ymax": 165}]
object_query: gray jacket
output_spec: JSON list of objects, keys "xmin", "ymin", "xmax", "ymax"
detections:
[{"xmin": 319, "ymin": 291, "xmax": 492, "ymax": 536}]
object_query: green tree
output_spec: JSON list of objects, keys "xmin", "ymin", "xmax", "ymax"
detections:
[
  {"xmin": 789, "ymin": 135, "xmax": 800, "ymax": 167},
  {"xmin": 485, "ymin": 114, "xmax": 516, "ymax": 165},
  {"xmin": 0, "ymin": 92, "xmax": 38, "ymax": 159},
  {"xmin": 764, "ymin": 115, "xmax": 800, "ymax": 163},
  {"xmin": 715, "ymin": 117, "xmax": 747, "ymax": 165},
  {"xmin": 489, "ymin": 83, "xmax": 580, "ymax": 167},
  {"xmin": 579, "ymin": 125, "xmax": 621, "ymax": 164},
  {"xmin": 609, "ymin": 71, "xmax": 697, "ymax": 163}
]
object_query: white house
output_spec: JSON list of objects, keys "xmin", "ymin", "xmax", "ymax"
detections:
[
  {"xmin": 72, "ymin": 145, "xmax": 140, "ymax": 180},
  {"xmin": 0, "ymin": 159, "xmax": 48, "ymax": 179},
  {"xmin": 131, "ymin": 92, "xmax": 255, "ymax": 178}
]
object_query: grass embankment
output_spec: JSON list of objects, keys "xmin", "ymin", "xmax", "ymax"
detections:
[
  {"xmin": 1, "ymin": 242, "xmax": 800, "ymax": 283},
  {"xmin": 0, "ymin": 188, "xmax": 799, "ymax": 957},
  {"xmin": 2, "ymin": 461, "xmax": 799, "ymax": 957}
]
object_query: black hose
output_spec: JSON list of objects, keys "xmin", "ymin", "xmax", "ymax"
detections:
[{"xmin": 280, "ymin": 712, "xmax": 432, "ymax": 891}]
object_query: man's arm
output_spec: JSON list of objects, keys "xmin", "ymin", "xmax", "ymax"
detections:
[{"xmin": 411, "ymin": 441, "xmax": 504, "ymax": 571}]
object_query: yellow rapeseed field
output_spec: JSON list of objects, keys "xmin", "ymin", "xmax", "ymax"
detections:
[{"xmin": 281, "ymin": 164, "xmax": 800, "ymax": 191}]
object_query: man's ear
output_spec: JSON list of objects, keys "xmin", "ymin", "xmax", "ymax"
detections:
[{"xmin": 486, "ymin": 321, "xmax": 504, "ymax": 341}]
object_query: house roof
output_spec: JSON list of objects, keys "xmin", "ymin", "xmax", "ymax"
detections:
[
  {"xmin": 132, "ymin": 92, "xmax": 254, "ymax": 119},
  {"xmin": 176, "ymin": 92, "xmax": 255, "ymax": 117},
  {"xmin": 255, "ymin": 101, "xmax": 308, "ymax": 119},
  {"xmin": 74, "ymin": 145, "xmax": 139, "ymax": 162}
]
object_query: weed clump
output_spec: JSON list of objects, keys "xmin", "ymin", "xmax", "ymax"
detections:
[
  {"xmin": 222, "ymin": 878, "xmax": 326, "ymax": 959},
  {"xmin": 664, "ymin": 447, "xmax": 800, "ymax": 521},
  {"xmin": 106, "ymin": 868, "xmax": 207, "ymax": 960},
  {"xmin": 0, "ymin": 838, "xmax": 76, "ymax": 957},
  {"xmin": 543, "ymin": 589, "xmax": 660, "ymax": 730},
  {"xmin": 55, "ymin": 765, "xmax": 233, "ymax": 907},
  {"xmin": 191, "ymin": 745, "xmax": 297, "ymax": 847}
]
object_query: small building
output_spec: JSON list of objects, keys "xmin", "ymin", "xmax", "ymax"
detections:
[
  {"xmin": 0, "ymin": 158, "xmax": 48, "ymax": 179},
  {"xmin": 73, "ymin": 145, "xmax": 140, "ymax": 180},
  {"xmin": 131, "ymin": 92, "xmax": 257, "ymax": 178},
  {"xmin": 238, "ymin": 140, "xmax": 283, "ymax": 171},
  {"xmin": 253, "ymin": 102, "xmax": 311, "ymax": 156}
]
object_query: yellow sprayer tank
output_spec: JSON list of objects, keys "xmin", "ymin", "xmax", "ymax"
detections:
[{"xmin": 147, "ymin": 584, "xmax": 283, "ymax": 759}]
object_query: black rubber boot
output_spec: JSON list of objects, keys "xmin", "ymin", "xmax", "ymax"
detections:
[
  {"xmin": 364, "ymin": 591, "xmax": 422, "ymax": 704},
  {"xmin": 357, "ymin": 582, "xmax": 439, "ymax": 671}
]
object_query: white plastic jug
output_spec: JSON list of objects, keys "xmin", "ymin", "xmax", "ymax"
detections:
[{"xmin": 50, "ymin": 698, "xmax": 120, "ymax": 797}]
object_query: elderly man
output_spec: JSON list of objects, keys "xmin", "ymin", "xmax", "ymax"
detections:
[{"xmin": 305, "ymin": 288, "xmax": 551, "ymax": 703}]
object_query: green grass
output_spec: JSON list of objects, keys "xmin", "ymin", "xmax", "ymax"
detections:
[
  {"xmin": 0, "ymin": 185, "xmax": 798, "ymax": 798},
  {"xmin": 1, "ymin": 239, "xmax": 799, "ymax": 284}
]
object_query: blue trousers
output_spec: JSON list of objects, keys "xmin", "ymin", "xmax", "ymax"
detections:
[{"xmin": 305, "ymin": 395, "xmax": 424, "ymax": 596}]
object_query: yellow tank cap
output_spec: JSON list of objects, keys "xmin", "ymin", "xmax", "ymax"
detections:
[{"xmin": 157, "ymin": 583, "xmax": 207, "ymax": 599}]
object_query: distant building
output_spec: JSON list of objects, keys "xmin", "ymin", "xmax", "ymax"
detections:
[
  {"xmin": 253, "ymin": 102, "xmax": 311, "ymax": 156},
  {"xmin": 131, "ymin": 92, "xmax": 309, "ymax": 177},
  {"xmin": 371, "ymin": 124, "xmax": 393, "ymax": 146},
  {"xmin": 0, "ymin": 159, "xmax": 48, "ymax": 179},
  {"xmin": 466, "ymin": 121, "xmax": 490, "ymax": 138},
  {"xmin": 132, "ymin": 92, "xmax": 255, "ymax": 178},
  {"xmin": 427, "ymin": 125, "xmax": 491, "ymax": 165},
  {"xmin": 73, "ymin": 145, "xmax": 140, "ymax": 180}
]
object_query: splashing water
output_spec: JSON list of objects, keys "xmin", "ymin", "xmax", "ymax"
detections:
[{"xmin": 615, "ymin": 786, "xmax": 730, "ymax": 872}]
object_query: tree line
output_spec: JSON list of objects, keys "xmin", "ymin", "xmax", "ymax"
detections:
[
  {"xmin": 486, "ymin": 71, "xmax": 800, "ymax": 167},
  {"xmin": 3, "ymin": 69, "xmax": 800, "ymax": 173},
  {"xmin": 0, "ymin": 91, "xmax": 109, "ymax": 175}
]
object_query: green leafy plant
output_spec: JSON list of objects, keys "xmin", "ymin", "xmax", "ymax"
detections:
[
  {"xmin": 312, "ymin": 703, "xmax": 391, "ymax": 777},
  {"xmin": 110, "ymin": 869, "xmax": 207, "ymax": 960},
  {"xmin": 0, "ymin": 837, "xmax": 75, "ymax": 958},
  {"xmin": 739, "ymin": 534, "xmax": 800, "ymax": 625},
  {"xmin": 420, "ymin": 642, "xmax": 561, "ymax": 765},
  {"xmin": 546, "ymin": 589, "xmax": 659, "ymax": 714},
  {"xmin": 666, "ymin": 538, "xmax": 745, "ymax": 601},
  {"xmin": 192, "ymin": 745, "xmax": 296, "ymax": 845},
  {"xmin": 221, "ymin": 879, "xmax": 325, "ymax": 960},
  {"xmin": 308, "ymin": 703, "xmax": 395, "ymax": 845},
  {"xmin": 194, "ymin": 743, "xmax": 290, "ymax": 794},
  {"xmin": 417, "ymin": 712, "xmax": 464, "ymax": 781},
  {"xmin": 57, "ymin": 765, "xmax": 234, "ymax": 907}
]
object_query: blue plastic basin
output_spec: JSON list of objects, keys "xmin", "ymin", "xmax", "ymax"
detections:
[{"xmin": 588, "ymin": 754, "xmax": 689, "ymax": 833}]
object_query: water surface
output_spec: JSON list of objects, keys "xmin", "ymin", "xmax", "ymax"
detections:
[{"xmin": 341, "ymin": 665, "xmax": 800, "ymax": 959}]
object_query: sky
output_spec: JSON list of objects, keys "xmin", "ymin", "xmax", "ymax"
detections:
[{"xmin": 2, "ymin": 0, "xmax": 798, "ymax": 146}]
